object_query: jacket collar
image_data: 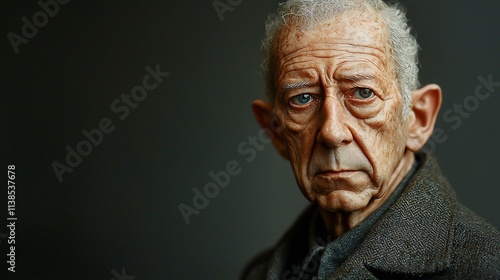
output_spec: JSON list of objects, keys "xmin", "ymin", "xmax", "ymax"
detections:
[{"xmin": 338, "ymin": 153, "xmax": 456, "ymax": 276}]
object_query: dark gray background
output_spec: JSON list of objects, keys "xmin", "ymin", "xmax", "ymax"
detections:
[{"xmin": 1, "ymin": 0, "xmax": 499, "ymax": 279}]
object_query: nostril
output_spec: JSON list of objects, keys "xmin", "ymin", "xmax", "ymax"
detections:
[{"xmin": 317, "ymin": 124, "xmax": 352, "ymax": 148}]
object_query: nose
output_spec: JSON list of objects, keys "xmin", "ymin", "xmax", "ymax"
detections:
[{"xmin": 316, "ymin": 95, "xmax": 353, "ymax": 148}]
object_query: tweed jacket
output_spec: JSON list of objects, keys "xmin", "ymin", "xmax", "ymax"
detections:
[{"xmin": 242, "ymin": 153, "xmax": 500, "ymax": 279}]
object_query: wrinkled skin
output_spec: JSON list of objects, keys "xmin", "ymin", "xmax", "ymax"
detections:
[{"xmin": 254, "ymin": 9, "xmax": 442, "ymax": 236}]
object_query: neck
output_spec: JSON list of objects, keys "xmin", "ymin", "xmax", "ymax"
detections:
[{"xmin": 319, "ymin": 150, "xmax": 415, "ymax": 238}]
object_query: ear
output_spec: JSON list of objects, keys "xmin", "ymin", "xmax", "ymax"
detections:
[
  {"xmin": 406, "ymin": 84, "xmax": 442, "ymax": 152},
  {"xmin": 252, "ymin": 100, "xmax": 289, "ymax": 160}
]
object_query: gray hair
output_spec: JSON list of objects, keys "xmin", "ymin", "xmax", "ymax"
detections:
[{"xmin": 262, "ymin": 0, "xmax": 420, "ymax": 117}]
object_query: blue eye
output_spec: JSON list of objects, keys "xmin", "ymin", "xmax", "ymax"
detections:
[
  {"xmin": 290, "ymin": 94, "xmax": 313, "ymax": 105},
  {"xmin": 353, "ymin": 88, "xmax": 374, "ymax": 99}
]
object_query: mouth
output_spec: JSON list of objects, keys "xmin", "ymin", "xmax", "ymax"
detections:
[
  {"xmin": 316, "ymin": 170, "xmax": 357, "ymax": 180},
  {"xmin": 312, "ymin": 170, "xmax": 359, "ymax": 195}
]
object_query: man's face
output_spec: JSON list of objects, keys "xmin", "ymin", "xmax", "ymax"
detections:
[{"xmin": 272, "ymin": 10, "xmax": 411, "ymax": 213}]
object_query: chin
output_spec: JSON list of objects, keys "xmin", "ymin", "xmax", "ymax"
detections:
[{"xmin": 316, "ymin": 190, "xmax": 372, "ymax": 213}]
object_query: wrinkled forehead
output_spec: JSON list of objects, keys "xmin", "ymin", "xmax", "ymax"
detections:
[{"xmin": 273, "ymin": 9, "xmax": 392, "ymax": 66}]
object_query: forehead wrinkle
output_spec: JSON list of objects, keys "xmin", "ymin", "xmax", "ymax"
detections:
[
  {"xmin": 330, "ymin": 45, "xmax": 388, "ymax": 65},
  {"xmin": 279, "ymin": 59, "xmax": 317, "ymax": 76},
  {"xmin": 277, "ymin": 43, "xmax": 310, "ymax": 63},
  {"xmin": 311, "ymin": 42, "xmax": 387, "ymax": 59},
  {"xmin": 278, "ymin": 45, "xmax": 388, "ymax": 77},
  {"xmin": 278, "ymin": 55, "xmax": 385, "ymax": 86},
  {"xmin": 341, "ymin": 57, "xmax": 386, "ymax": 76},
  {"xmin": 335, "ymin": 67, "xmax": 377, "ymax": 81},
  {"xmin": 279, "ymin": 66, "xmax": 318, "ymax": 81},
  {"xmin": 280, "ymin": 41, "xmax": 387, "ymax": 60}
]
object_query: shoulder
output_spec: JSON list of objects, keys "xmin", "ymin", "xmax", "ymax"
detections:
[
  {"xmin": 450, "ymin": 204, "xmax": 500, "ymax": 278},
  {"xmin": 420, "ymin": 153, "xmax": 500, "ymax": 277},
  {"xmin": 384, "ymin": 153, "xmax": 499, "ymax": 278}
]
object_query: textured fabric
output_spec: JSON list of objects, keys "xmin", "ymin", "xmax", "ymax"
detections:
[{"xmin": 241, "ymin": 153, "xmax": 500, "ymax": 279}]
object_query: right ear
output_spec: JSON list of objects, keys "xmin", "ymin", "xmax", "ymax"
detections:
[
  {"xmin": 405, "ymin": 84, "xmax": 442, "ymax": 152},
  {"xmin": 252, "ymin": 100, "xmax": 289, "ymax": 160}
]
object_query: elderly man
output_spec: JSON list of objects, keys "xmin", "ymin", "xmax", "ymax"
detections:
[{"xmin": 242, "ymin": 0, "xmax": 500, "ymax": 279}]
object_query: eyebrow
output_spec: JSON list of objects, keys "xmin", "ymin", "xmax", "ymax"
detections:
[
  {"xmin": 280, "ymin": 81, "xmax": 314, "ymax": 96},
  {"xmin": 283, "ymin": 81, "xmax": 314, "ymax": 90},
  {"xmin": 279, "ymin": 81, "xmax": 314, "ymax": 98},
  {"xmin": 337, "ymin": 72, "xmax": 376, "ymax": 82}
]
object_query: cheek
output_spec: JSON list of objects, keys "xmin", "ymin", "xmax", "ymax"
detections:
[
  {"xmin": 356, "ymin": 99, "xmax": 407, "ymax": 180},
  {"xmin": 281, "ymin": 114, "xmax": 319, "ymax": 176},
  {"xmin": 348, "ymin": 93, "xmax": 402, "ymax": 154},
  {"xmin": 284, "ymin": 130, "xmax": 315, "ymax": 168},
  {"xmin": 282, "ymin": 126, "xmax": 318, "ymax": 201}
]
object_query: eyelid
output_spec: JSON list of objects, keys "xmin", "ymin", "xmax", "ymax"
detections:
[
  {"xmin": 355, "ymin": 87, "xmax": 373, "ymax": 95},
  {"xmin": 348, "ymin": 87, "xmax": 379, "ymax": 98},
  {"xmin": 290, "ymin": 93, "xmax": 311, "ymax": 103},
  {"xmin": 283, "ymin": 87, "xmax": 315, "ymax": 100},
  {"xmin": 289, "ymin": 93, "xmax": 322, "ymax": 107}
]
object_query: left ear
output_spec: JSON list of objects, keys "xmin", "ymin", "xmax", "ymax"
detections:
[{"xmin": 406, "ymin": 84, "xmax": 442, "ymax": 152}]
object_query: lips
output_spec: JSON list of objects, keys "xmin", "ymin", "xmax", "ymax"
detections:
[
  {"xmin": 312, "ymin": 170, "xmax": 360, "ymax": 194},
  {"xmin": 316, "ymin": 170, "xmax": 357, "ymax": 179}
]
